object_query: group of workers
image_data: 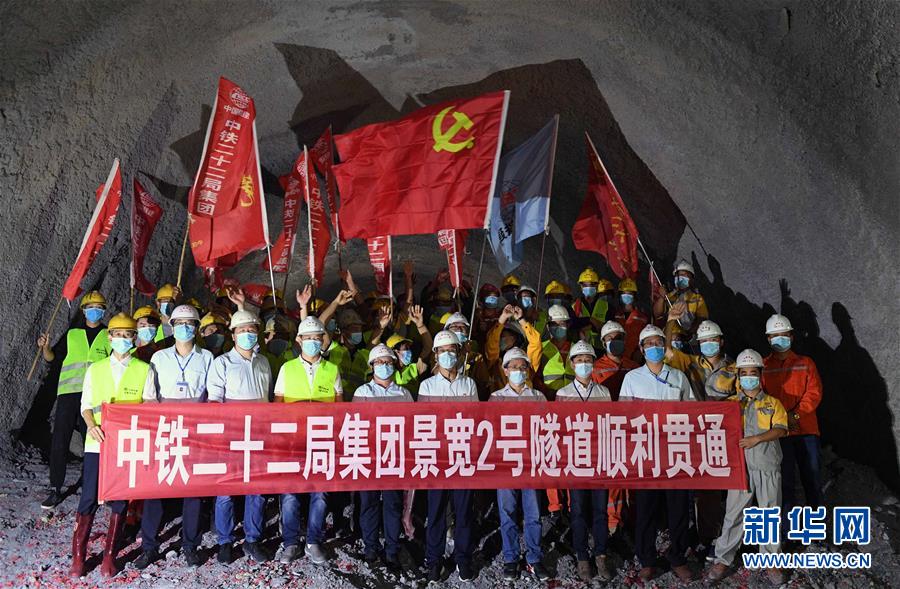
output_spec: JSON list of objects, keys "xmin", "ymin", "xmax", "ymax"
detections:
[{"xmin": 36, "ymin": 259, "xmax": 823, "ymax": 585}]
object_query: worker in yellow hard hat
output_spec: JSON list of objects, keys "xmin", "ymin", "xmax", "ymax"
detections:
[
  {"xmin": 572, "ymin": 268, "xmax": 612, "ymax": 345},
  {"xmin": 500, "ymin": 274, "xmax": 521, "ymax": 305},
  {"xmin": 613, "ymin": 278, "xmax": 649, "ymax": 362},
  {"xmin": 199, "ymin": 313, "xmax": 230, "ymax": 357},
  {"xmin": 154, "ymin": 283, "xmax": 181, "ymax": 341},
  {"xmin": 132, "ymin": 306, "xmax": 162, "ymax": 362}
]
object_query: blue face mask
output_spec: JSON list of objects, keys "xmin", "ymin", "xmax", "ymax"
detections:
[
  {"xmin": 301, "ymin": 339, "xmax": 322, "ymax": 357},
  {"xmin": 236, "ymin": 332, "xmax": 258, "ymax": 351},
  {"xmin": 551, "ymin": 325, "xmax": 567, "ymax": 340},
  {"xmin": 582, "ymin": 286, "xmax": 597, "ymax": 298},
  {"xmin": 520, "ymin": 296, "xmax": 534, "ymax": 309},
  {"xmin": 620, "ymin": 293, "xmax": 634, "ymax": 306},
  {"xmin": 174, "ymin": 324, "xmax": 196, "ymax": 342},
  {"xmin": 675, "ymin": 276, "xmax": 691, "ymax": 290},
  {"xmin": 137, "ymin": 326, "xmax": 156, "ymax": 343},
  {"xmin": 644, "ymin": 346, "xmax": 665, "ymax": 363},
  {"xmin": 700, "ymin": 341, "xmax": 720, "ymax": 358},
  {"xmin": 770, "ymin": 335, "xmax": 791, "ymax": 352},
  {"xmin": 159, "ymin": 301, "xmax": 174, "ymax": 317},
  {"xmin": 606, "ymin": 339, "xmax": 625, "ymax": 357},
  {"xmin": 740, "ymin": 375, "xmax": 760, "ymax": 391},
  {"xmin": 672, "ymin": 340, "xmax": 687, "ymax": 351},
  {"xmin": 110, "ymin": 337, "xmax": 133, "ymax": 355},
  {"xmin": 574, "ymin": 362, "xmax": 593, "ymax": 379},
  {"xmin": 84, "ymin": 308, "xmax": 104, "ymax": 323},
  {"xmin": 326, "ymin": 319, "xmax": 337, "ymax": 332},
  {"xmin": 374, "ymin": 363, "xmax": 395, "ymax": 380},
  {"xmin": 509, "ymin": 370, "xmax": 527, "ymax": 385},
  {"xmin": 204, "ymin": 333, "xmax": 225, "ymax": 349},
  {"xmin": 484, "ymin": 295, "xmax": 500, "ymax": 308},
  {"xmin": 453, "ymin": 330, "xmax": 469, "ymax": 344},
  {"xmin": 348, "ymin": 331, "xmax": 363, "ymax": 345},
  {"xmin": 398, "ymin": 350, "xmax": 413, "ymax": 365},
  {"xmin": 438, "ymin": 351, "xmax": 458, "ymax": 370},
  {"xmin": 547, "ymin": 297, "xmax": 564, "ymax": 308}
]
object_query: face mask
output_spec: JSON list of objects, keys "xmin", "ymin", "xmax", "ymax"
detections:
[
  {"xmin": 770, "ymin": 335, "xmax": 791, "ymax": 352},
  {"xmin": 348, "ymin": 331, "xmax": 363, "ymax": 345},
  {"xmin": 453, "ymin": 331, "xmax": 468, "ymax": 344},
  {"xmin": 484, "ymin": 295, "xmax": 499, "ymax": 308},
  {"xmin": 551, "ymin": 325, "xmax": 567, "ymax": 340},
  {"xmin": 675, "ymin": 276, "xmax": 691, "ymax": 290},
  {"xmin": 509, "ymin": 370, "xmax": 527, "ymax": 385},
  {"xmin": 547, "ymin": 297, "xmax": 564, "ymax": 308},
  {"xmin": 644, "ymin": 346, "xmax": 665, "ymax": 363},
  {"xmin": 606, "ymin": 339, "xmax": 625, "ymax": 357},
  {"xmin": 582, "ymin": 286, "xmax": 597, "ymax": 298},
  {"xmin": 398, "ymin": 350, "xmax": 413, "ymax": 365},
  {"xmin": 301, "ymin": 339, "xmax": 322, "ymax": 357},
  {"xmin": 700, "ymin": 341, "xmax": 720, "ymax": 358},
  {"xmin": 160, "ymin": 302, "xmax": 174, "ymax": 317},
  {"xmin": 84, "ymin": 308, "xmax": 104, "ymax": 323},
  {"xmin": 374, "ymin": 363, "xmax": 395, "ymax": 380},
  {"xmin": 740, "ymin": 375, "xmax": 760, "ymax": 391},
  {"xmin": 205, "ymin": 333, "xmax": 225, "ymax": 349},
  {"xmin": 574, "ymin": 362, "xmax": 593, "ymax": 379},
  {"xmin": 174, "ymin": 324, "xmax": 196, "ymax": 342},
  {"xmin": 620, "ymin": 293, "xmax": 634, "ymax": 306},
  {"xmin": 437, "ymin": 351, "xmax": 458, "ymax": 370},
  {"xmin": 520, "ymin": 296, "xmax": 534, "ymax": 309},
  {"xmin": 110, "ymin": 337, "xmax": 133, "ymax": 355},
  {"xmin": 137, "ymin": 326, "xmax": 156, "ymax": 343},
  {"xmin": 268, "ymin": 339, "xmax": 289, "ymax": 356},
  {"xmin": 672, "ymin": 340, "xmax": 686, "ymax": 351},
  {"xmin": 326, "ymin": 319, "xmax": 337, "ymax": 332},
  {"xmin": 236, "ymin": 332, "xmax": 258, "ymax": 351}
]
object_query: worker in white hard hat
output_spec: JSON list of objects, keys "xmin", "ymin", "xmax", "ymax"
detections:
[
  {"xmin": 707, "ymin": 349, "xmax": 788, "ymax": 586},
  {"xmin": 136, "ymin": 305, "xmax": 214, "ymax": 569},
  {"xmin": 418, "ymin": 330, "xmax": 479, "ymax": 582},
  {"xmin": 485, "ymin": 304, "xmax": 542, "ymax": 396},
  {"xmin": 206, "ymin": 309, "xmax": 272, "ymax": 565},
  {"xmin": 620, "ymin": 324, "xmax": 696, "ymax": 583},
  {"xmin": 651, "ymin": 259, "xmax": 708, "ymax": 336},
  {"xmin": 556, "ymin": 340, "xmax": 613, "ymax": 582},
  {"xmin": 665, "ymin": 310, "xmax": 738, "ymax": 402},
  {"xmin": 762, "ymin": 313, "xmax": 824, "ymax": 524},
  {"xmin": 592, "ymin": 321, "xmax": 639, "ymax": 401},
  {"xmin": 538, "ymin": 304, "xmax": 575, "ymax": 396},
  {"xmin": 489, "ymin": 347, "xmax": 551, "ymax": 582}
]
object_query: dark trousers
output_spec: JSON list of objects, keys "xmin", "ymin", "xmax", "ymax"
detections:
[
  {"xmin": 633, "ymin": 489, "xmax": 690, "ymax": 568},
  {"xmin": 77, "ymin": 453, "xmax": 127, "ymax": 515},
  {"xmin": 50, "ymin": 393, "xmax": 86, "ymax": 490},
  {"xmin": 141, "ymin": 497, "xmax": 203, "ymax": 552},
  {"xmin": 359, "ymin": 490, "xmax": 403, "ymax": 559},
  {"xmin": 570, "ymin": 488, "xmax": 609, "ymax": 561},
  {"xmin": 781, "ymin": 434, "xmax": 823, "ymax": 517},
  {"xmin": 695, "ymin": 490, "xmax": 725, "ymax": 545},
  {"xmin": 425, "ymin": 489, "xmax": 474, "ymax": 568}
]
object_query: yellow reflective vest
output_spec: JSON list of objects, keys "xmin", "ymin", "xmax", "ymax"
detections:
[
  {"xmin": 281, "ymin": 357, "xmax": 339, "ymax": 403},
  {"xmin": 58, "ymin": 328, "xmax": 111, "ymax": 396},
  {"xmin": 84, "ymin": 357, "xmax": 148, "ymax": 453}
]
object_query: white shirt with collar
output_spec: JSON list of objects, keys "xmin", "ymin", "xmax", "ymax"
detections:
[
  {"xmin": 353, "ymin": 380, "xmax": 414, "ymax": 402},
  {"xmin": 418, "ymin": 371, "xmax": 479, "ymax": 402},
  {"xmin": 273, "ymin": 355, "xmax": 343, "ymax": 398},
  {"xmin": 489, "ymin": 384, "xmax": 547, "ymax": 402},
  {"xmin": 148, "ymin": 343, "xmax": 214, "ymax": 402},
  {"xmin": 557, "ymin": 379, "xmax": 611, "ymax": 402},
  {"xmin": 619, "ymin": 363, "xmax": 692, "ymax": 401},
  {"xmin": 206, "ymin": 347, "xmax": 272, "ymax": 402}
]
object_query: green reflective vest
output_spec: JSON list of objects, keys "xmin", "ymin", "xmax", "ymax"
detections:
[
  {"xmin": 541, "ymin": 340, "xmax": 574, "ymax": 392},
  {"xmin": 395, "ymin": 362, "xmax": 420, "ymax": 396},
  {"xmin": 328, "ymin": 343, "xmax": 370, "ymax": 398},
  {"xmin": 281, "ymin": 357, "xmax": 339, "ymax": 403},
  {"xmin": 84, "ymin": 356, "xmax": 148, "ymax": 453},
  {"xmin": 58, "ymin": 328, "xmax": 111, "ymax": 396}
]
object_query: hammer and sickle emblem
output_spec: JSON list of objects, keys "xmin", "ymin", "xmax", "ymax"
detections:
[
  {"xmin": 239, "ymin": 175, "xmax": 254, "ymax": 207},
  {"xmin": 432, "ymin": 106, "xmax": 475, "ymax": 153}
]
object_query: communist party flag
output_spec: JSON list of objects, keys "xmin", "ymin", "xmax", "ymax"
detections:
[
  {"xmin": 188, "ymin": 77, "xmax": 269, "ymax": 269},
  {"xmin": 131, "ymin": 179, "xmax": 163, "ymax": 295},
  {"xmin": 263, "ymin": 152, "xmax": 305, "ymax": 273},
  {"xmin": 437, "ymin": 229, "xmax": 467, "ymax": 289},
  {"xmin": 572, "ymin": 133, "xmax": 639, "ymax": 278},
  {"xmin": 366, "ymin": 236, "xmax": 392, "ymax": 297},
  {"xmin": 62, "ymin": 160, "xmax": 123, "ymax": 301},
  {"xmin": 309, "ymin": 126, "xmax": 340, "ymax": 241},
  {"xmin": 333, "ymin": 91, "xmax": 510, "ymax": 239}
]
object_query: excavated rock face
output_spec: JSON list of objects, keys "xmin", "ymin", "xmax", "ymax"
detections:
[{"xmin": 2, "ymin": 2, "xmax": 897, "ymax": 487}]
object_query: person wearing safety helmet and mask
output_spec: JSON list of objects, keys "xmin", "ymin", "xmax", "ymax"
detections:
[
  {"xmin": 538, "ymin": 304, "xmax": 575, "ymax": 398},
  {"xmin": 382, "ymin": 305, "xmax": 431, "ymax": 396},
  {"xmin": 418, "ymin": 331, "xmax": 479, "ymax": 582},
  {"xmin": 199, "ymin": 312, "xmax": 230, "ymax": 356},
  {"xmin": 327, "ymin": 308, "xmax": 372, "ymax": 397},
  {"xmin": 207, "ymin": 310, "xmax": 273, "ymax": 564},
  {"xmin": 620, "ymin": 324, "xmax": 696, "ymax": 583},
  {"xmin": 70, "ymin": 312, "xmax": 156, "ymax": 578},
  {"xmin": 132, "ymin": 305, "xmax": 163, "ymax": 362},
  {"xmin": 274, "ymin": 316, "xmax": 342, "ymax": 565},
  {"xmin": 489, "ymin": 347, "xmax": 552, "ymax": 581},
  {"xmin": 500, "ymin": 274, "xmax": 522, "ymax": 305},
  {"xmin": 592, "ymin": 321, "xmax": 640, "ymax": 400},
  {"xmin": 473, "ymin": 283, "xmax": 502, "ymax": 342},
  {"xmin": 542, "ymin": 280, "xmax": 572, "ymax": 334},
  {"xmin": 426, "ymin": 285, "xmax": 457, "ymax": 334},
  {"xmin": 556, "ymin": 340, "xmax": 614, "ymax": 582},
  {"xmin": 707, "ymin": 349, "xmax": 788, "ymax": 585},
  {"xmin": 652, "ymin": 260, "xmax": 708, "ymax": 336},
  {"xmin": 517, "ymin": 284, "xmax": 540, "ymax": 325},
  {"xmin": 352, "ymin": 344, "xmax": 413, "ymax": 572},
  {"xmin": 135, "ymin": 305, "xmax": 214, "ymax": 569},
  {"xmin": 573, "ymin": 268, "xmax": 613, "ymax": 332},
  {"xmin": 485, "ymin": 304, "xmax": 542, "ymax": 396},
  {"xmin": 762, "ymin": 314, "xmax": 824, "ymax": 526},
  {"xmin": 154, "ymin": 283, "xmax": 182, "ymax": 341},
  {"xmin": 261, "ymin": 314, "xmax": 297, "ymax": 379},
  {"xmin": 37, "ymin": 290, "xmax": 113, "ymax": 510},
  {"xmin": 613, "ymin": 278, "xmax": 648, "ymax": 361}
]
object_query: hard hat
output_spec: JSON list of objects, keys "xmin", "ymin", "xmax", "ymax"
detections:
[
  {"xmin": 185, "ymin": 297, "xmax": 205, "ymax": 313},
  {"xmin": 696, "ymin": 320, "xmax": 724, "ymax": 340},
  {"xmin": 618, "ymin": 278, "xmax": 638, "ymax": 293},
  {"xmin": 765, "ymin": 314, "xmax": 793, "ymax": 335},
  {"xmin": 229, "ymin": 310, "xmax": 259, "ymax": 330},
  {"xmin": 169, "ymin": 304, "xmax": 201, "ymax": 324},
  {"xmin": 439, "ymin": 311, "xmax": 453, "ymax": 326},
  {"xmin": 432, "ymin": 330, "xmax": 460, "ymax": 350},
  {"xmin": 338, "ymin": 309, "xmax": 364, "ymax": 329},
  {"xmin": 548, "ymin": 304, "xmax": 570, "ymax": 322},
  {"xmin": 444, "ymin": 312, "xmax": 470, "ymax": 329},
  {"xmin": 80, "ymin": 290, "xmax": 107, "ymax": 308},
  {"xmin": 502, "ymin": 347, "xmax": 530, "ymax": 368},
  {"xmin": 569, "ymin": 340, "xmax": 597, "ymax": 359},
  {"xmin": 386, "ymin": 334, "xmax": 412, "ymax": 349},
  {"xmin": 479, "ymin": 283, "xmax": 500, "ymax": 297},
  {"xmin": 132, "ymin": 305, "xmax": 159, "ymax": 321},
  {"xmin": 578, "ymin": 267, "xmax": 600, "ymax": 284},
  {"xmin": 517, "ymin": 285, "xmax": 537, "ymax": 296},
  {"xmin": 639, "ymin": 324, "xmax": 666, "ymax": 343},
  {"xmin": 309, "ymin": 298, "xmax": 328, "ymax": 315},
  {"xmin": 673, "ymin": 260, "xmax": 695, "ymax": 276},
  {"xmin": 600, "ymin": 321, "xmax": 626, "ymax": 339},
  {"xmin": 155, "ymin": 283, "xmax": 176, "ymax": 301},
  {"xmin": 108, "ymin": 312, "xmax": 137, "ymax": 331},
  {"xmin": 597, "ymin": 279, "xmax": 615, "ymax": 293},
  {"xmin": 297, "ymin": 316, "xmax": 326, "ymax": 336},
  {"xmin": 200, "ymin": 313, "xmax": 227, "ymax": 329},
  {"xmin": 501, "ymin": 274, "xmax": 521, "ymax": 288},
  {"xmin": 735, "ymin": 349, "xmax": 764, "ymax": 369},
  {"xmin": 544, "ymin": 280, "xmax": 571, "ymax": 296},
  {"xmin": 368, "ymin": 343, "xmax": 396, "ymax": 365}
]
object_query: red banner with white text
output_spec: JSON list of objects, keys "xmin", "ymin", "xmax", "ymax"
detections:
[
  {"xmin": 366, "ymin": 235, "xmax": 392, "ymax": 296},
  {"xmin": 131, "ymin": 179, "xmax": 163, "ymax": 295},
  {"xmin": 437, "ymin": 229, "xmax": 466, "ymax": 289},
  {"xmin": 99, "ymin": 401, "xmax": 746, "ymax": 501}
]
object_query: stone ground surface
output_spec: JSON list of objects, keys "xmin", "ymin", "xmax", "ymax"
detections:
[{"xmin": 0, "ymin": 444, "xmax": 897, "ymax": 589}]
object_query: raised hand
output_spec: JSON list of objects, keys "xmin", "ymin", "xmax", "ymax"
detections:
[{"xmin": 296, "ymin": 284, "xmax": 313, "ymax": 308}]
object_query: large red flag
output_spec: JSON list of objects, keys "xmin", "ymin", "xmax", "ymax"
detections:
[
  {"xmin": 310, "ymin": 126, "xmax": 340, "ymax": 241},
  {"xmin": 437, "ymin": 229, "xmax": 467, "ymax": 289},
  {"xmin": 62, "ymin": 160, "xmax": 123, "ymax": 301},
  {"xmin": 334, "ymin": 91, "xmax": 509, "ymax": 239},
  {"xmin": 131, "ymin": 179, "xmax": 163, "ymax": 296},
  {"xmin": 301, "ymin": 146, "xmax": 330, "ymax": 287},
  {"xmin": 572, "ymin": 133, "xmax": 639, "ymax": 278},
  {"xmin": 188, "ymin": 77, "xmax": 269, "ymax": 269},
  {"xmin": 264, "ymin": 152, "xmax": 304, "ymax": 273},
  {"xmin": 366, "ymin": 236, "xmax": 392, "ymax": 297}
]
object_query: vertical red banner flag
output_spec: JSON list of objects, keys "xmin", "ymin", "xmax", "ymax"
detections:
[
  {"xmin": 263, "ymin": 152, "xmax": 304, "ymax": 273},
  {"xmin": 188, "ymin": 77, "xmax": 269, "ymax": 268},
  {"xmin": 367, "ymin": 236, "xmax": 393, "ymax": 297},
  {"xmin": 437, "ymin": 229, "xmax": 467, "ymax": 289},
  {"xmin": 300, "ymin": 146, "xmax": 330, "ymax": 287},
  {"xmin": 131, "ymin": 179, "xmax": 163, "ymax": 296},
  {"xmin": 571, "ymin": 133, "xmax": 640, "ymax": 278},
  {"xmin": 62, "ymin": 160, "xmax": 123, "ymax": 301},
  {"xmin": 309, "ymin": 126, "xmax": 340, "ymax": 242}
]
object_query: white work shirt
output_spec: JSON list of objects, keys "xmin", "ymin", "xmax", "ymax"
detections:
[
  {"xmin": 619, "ymin": 364, "xmax": 692, "ymax": 401},
  {"xmin": 489, "ymin": 384, "xmax": 547, "ymax": 401},
  {"xmin": 418, "ymin": 371, "xmax": 479, "ymax": 402},
  {"xmin": 206, "ymin": 347, "xmax": 272, "ymax": 402},
  {"xmin": 273, "ymin": 356, "xmax": 343, "ymax": 398},
  {"xmin": 148, "ymin": 344, "xmax": 214, "ymax": 402},
  {"xmin": 353, "ymin": 380, "xmax": 414, "ymax": 402},
  {"xmin": 556, "ymin": 379, "xmax": 611, "ymax": 402}
]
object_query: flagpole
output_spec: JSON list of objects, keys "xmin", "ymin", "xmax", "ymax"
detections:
[
  {"xmin": 465, "ymin": 230, "xmax": 487, "ymax": 351},
  {"xmin": 176, "ymin": 216, "xmax": 190, "ymax": 289},
  {"xmin": 536, "ymin": 115, "xmax": 559, "ymax": 300},
  {"xmin": 637, "ymin": 237, "xmax": 672, "ymax": 309},
  {"xmin": 27, "ymin": 296, "xmax": 65, "ymax": 381},
  {"xmin": 536, "ymin": 232, "xmax": 548, "ymax": 301}
]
